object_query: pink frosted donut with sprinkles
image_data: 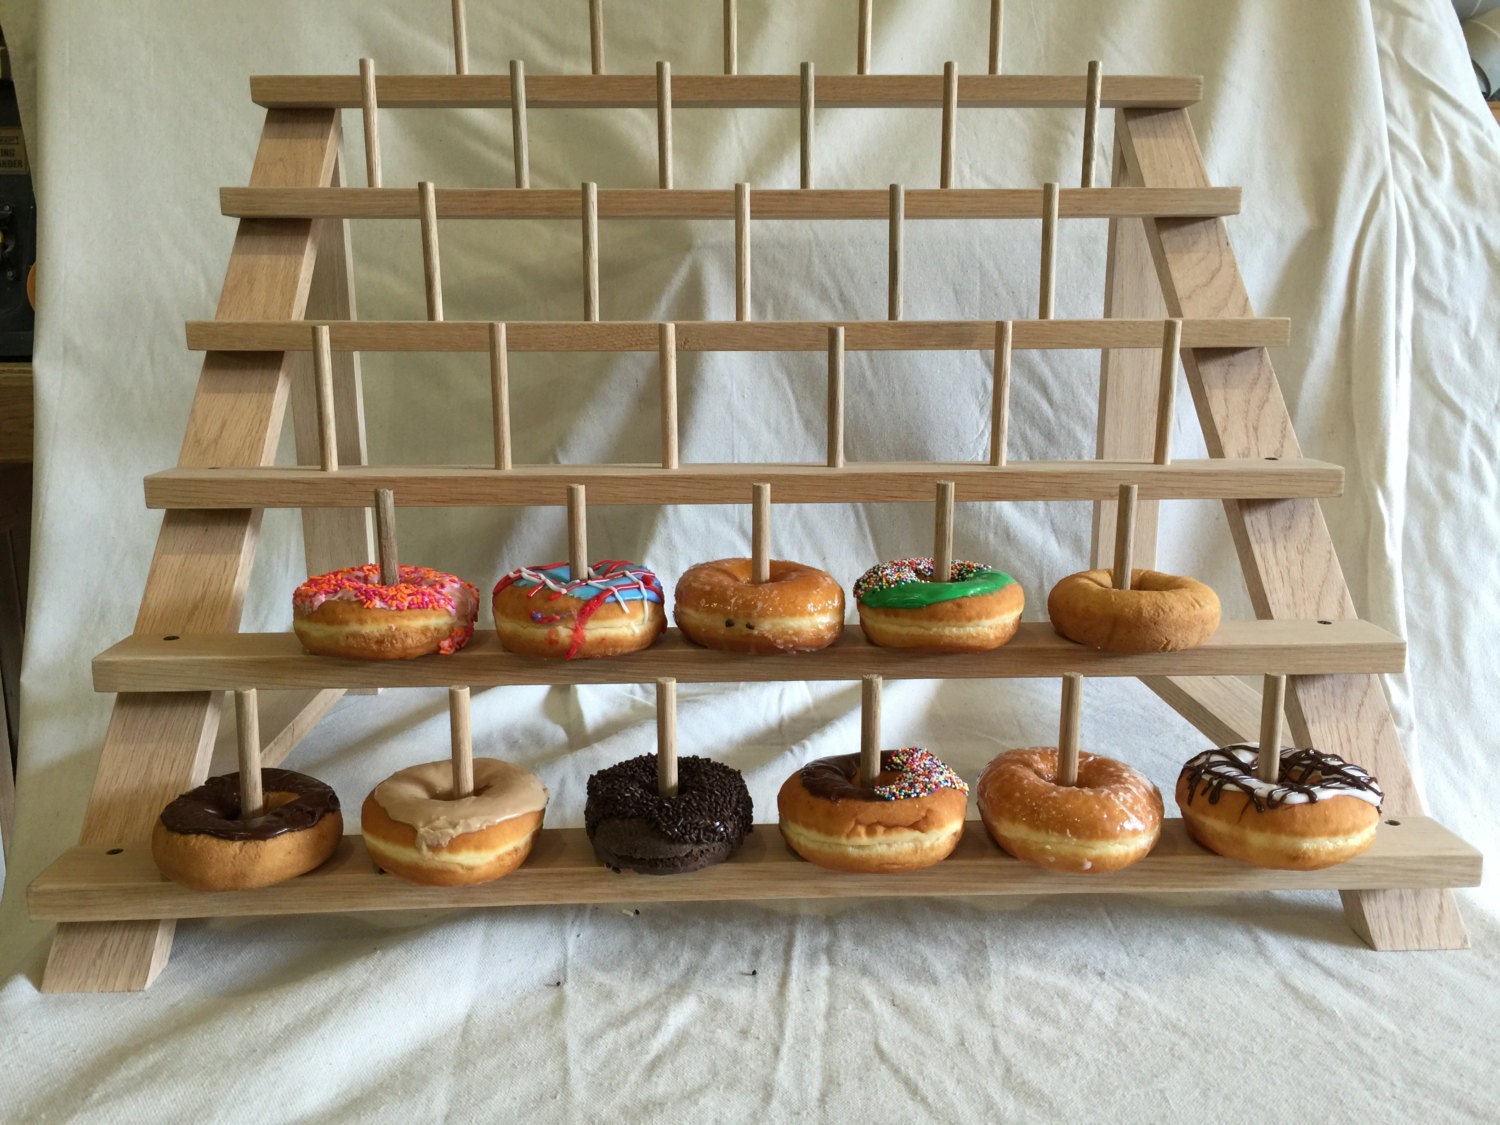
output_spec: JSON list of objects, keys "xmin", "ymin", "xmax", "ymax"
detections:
[
  {"xmin": 293, "ymin": 564, "xmax": 479, "ymax": 661},
  {"xmin": 493, "ymin": 560, "xmax": 666, "ymax": 660}
]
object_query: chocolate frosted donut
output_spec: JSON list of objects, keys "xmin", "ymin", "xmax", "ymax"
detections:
[
  {"xmin": 585, "ymin": 754, "xmax": 754, "ymax": 875},
  {"xmin": 152, "ymin": 769, "xmax": 344, "ymax": 891}
]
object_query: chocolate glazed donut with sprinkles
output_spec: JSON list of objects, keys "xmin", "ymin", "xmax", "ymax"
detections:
[
  {"xmin": 493, "ymin": 560, "xmax": 666, "ymax": 660},
  {"xmin": 853, "ymin": 557, "xmax": 1024, "ymax": 652}
]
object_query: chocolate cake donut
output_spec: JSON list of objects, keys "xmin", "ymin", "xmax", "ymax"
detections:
[{"xmin": 584, "ymin": 754, "xmax": 754, "ymax": 875}]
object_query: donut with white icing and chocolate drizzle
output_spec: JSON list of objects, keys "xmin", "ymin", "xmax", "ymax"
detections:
[
  {"xmin": 1175, "ymin": 744, "xmax": 1383, "ymax": 870},
  {"xmin": 293, "ymin": 564, "xmax": 479, "ymax": 660},
  {"xmin": 777, "ymin": 748, "xmax": 968, "ymax": 873},
  {"xmin": 853, "ymin": 558, "xmax": 1023, "ymax": 652},
  {"xmin": 493, "ymin": 560, "xmax": 666, "ymax": 659}
]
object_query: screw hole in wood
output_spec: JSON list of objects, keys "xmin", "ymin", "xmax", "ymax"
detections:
[
  {"xmin": 106, "ymin": 848, "xmax": 124, "ymax": 855},
  {"xmin": 1385, "ymin": 819, "xmax": 1401, "ymax": 827},
  {"xmin": 163, "ymin": 635, "xmax": 180, "ymax": 641},
  {"xmin": 1317, "ymin": 620, "xmax": 1332, "ymax": 625}
]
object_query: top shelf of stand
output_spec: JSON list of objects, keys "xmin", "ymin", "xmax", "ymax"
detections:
[{"xmin": 250, "ymin": 73, "xmax": 1204, "ymax": 111}]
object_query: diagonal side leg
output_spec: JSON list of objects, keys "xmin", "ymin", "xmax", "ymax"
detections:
[
  {"xmin": 40, "ymin": 109, "xmax": 344, "ymax": 992},
  {"xmin": 1118, "ymin": 107, "xmax": 1466, "ymax": 950}
]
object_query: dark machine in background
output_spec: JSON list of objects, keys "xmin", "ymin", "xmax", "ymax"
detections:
[{"xmin": 0, "ymin": 27, "xmax": 34, "ymax": 359}]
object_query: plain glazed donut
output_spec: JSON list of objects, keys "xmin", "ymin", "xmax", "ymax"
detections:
[
  {"xmin": 294, "ymin": 564, "xmax": 479, "ymax": 660},
  {"xmin": 1047, "ymin": 568, "xmax": 1219, "ymax": 654},
  {"xmin": 777, "ymin": 749, "xmax": 968, "ymax": 873},
  {"xmin": 853, "ymin": 558, "xmax": 1024, "ymax": 653},
  {"xmin": 674, "ymin": 558, "xmax": 845, "ymax": 653},
  {"xmin": 151, "ymin": 769, "xmax": 344, "ymax": 891},
  {"xmin": 362, "ymin": 759, "xmax": 549, "ymax": 886},
  {"xmin": 1176, "ymin": 745, "xmax": 1383, "ymax": 870},
  {"xmin": 977, "ymin": 748, "xmax": 1162, "ymax": 873},
  {"xmin": 585, "ymin": 754, "xmax": 755, "ymax": 874},
  {"xmin": 493, "ymin": 560, "xmax": 666, "ymax": 659}
]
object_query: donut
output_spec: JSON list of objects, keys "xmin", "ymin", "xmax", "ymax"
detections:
[
  {"xmin": 293, "ymin": 564, "xmax": 479, "ymax": 660},
  {"xmin": 777, "ymin": 748, "xmax": 968, "ymax": 873},
  {"xmin": 1176, "ymin": 745, "xmax": 1383, "ymax": 869},
  {"xmin": 674, "ymin": 558, "xmax": 845, "ymax": 653},
  {"xmin": 853, "ymin": 558, "xmax": 1023, "ymax": 652},
  {"xmin": 585, "ymin": 754, "xmax": 754, "ymax": 874},
  {"xmin": 493, "ymin": 560, "xmax": 666, "ymax": 659},
  {"xmin": 362, "ymin": 759, "xmax": 549, "ymax": 886},
  {"xmin": 1047, "ymin": 568, "xmax": 1219, "ymax": 654},
  {"xmin": 151, "ymin": 769, "xmax": 344, "ymax": 891},
  {"xmin": 976, "ymin": 748, "xmax": 1162, "ymax": 873}
]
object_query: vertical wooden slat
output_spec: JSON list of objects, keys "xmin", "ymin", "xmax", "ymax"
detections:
[
  {"xmin": 1081, "ymin": 61, "xmax": 1103, "ymax": 188},
  {"xmin": 723, "ymin": 0, "xmax": 738, "ymax": 75},
  {"xmin": 419, "ymin": 182, "xmax": 444, "ymax": 322},
  {"xmin": 360, "ymin": 58, "xmax": 382, "ymax": 188},
  {"xmin": 888, "ymin": 184, "xmax": 904, "ymax": 320},
  {"xmin": 451, "ymin": 0, "xmax": 470, "ymax": 75},
  {"xmin": 659, "ymin": 322, "xmax": 679, "ymax": 469},
  {"xmin": 510, "ymin": 60, "xmax": 530, "ymax": 190},
  {"xmin": 1153, "ymin": 317, "xmax": 1183, "ymax": 465},
  {"xmin": 490, "ymin": 322, "xmax": 512, "ymax": 470},
  {"xmin": 1039, "ymin": 181, "xmax": 1059, "ymax": 319},
  {"xmin": 801, "ymin": 63, "xmax": 816, "ymax": 190},
  {"xmin": 751, "ymin": 483, "xmax": 771, "ymax": 584},
  {"xmin": 1057, "ymin": 674, "xmax": 1082, "ymax": 786},
  {"xmin": 1111, "ymin": 483, "xmax": 1138, "ymax": 591},
  {"xmin": 735, "ymin": 183, "xmax": 751, "ymax": 321},
  {"xmin": 857, "ymin": 0, "xmax": 873, "ymax": 74},
  {"xmin": 375, "ymin": 488, "xmax": 399, "ymax": 586},
  {"xmin": 589, "ymin": 0, "xmax": 606, "ymax": 75},
  {"xmin": 656, "ymin": 678, "xmax": 678, "ymax": 797},
  {"xmin": 860, "ymin": 674, "xmax": 882, "ymax": 786},
  {"xmin": 582, "ymin": 182, "xmax": 600, "ymax": 321},
  {"xmin": 941, "ymin": 62, "xmax": 958, "ymax": 189},
  {"xmin": 989, "ymin": 0, "xmax": 1004, "ymax": 75},
  {"xmin": 989, "ymin": 320, "xmax": 1012, "ymax": 467},
  {"xmin": 933, "ymin": 481, "xmax": 955, "ymax": 582},
  {"xmin": 235, "ymin": 689, "xmax": 263, "ymax": 819},
  {"xmin": 827, "ymin": 326, "xmax": 845, "ymax": 468},
  {"xmin": 312, "ymin": 325, "xmax": 338, "ymax": 472},
  {"xmin": 657, "ymin": 62, "xmax": 674, "ymax": 190},
  {"xmin": 449, "ymin": 685, "xmax": 474, "ymax": 798},
  {"xmin": 1259, "ymin": 674, "xmax": 1286, "ymax": 783},
  {"xmin": 568, "ymin": 484, "xmax": 589, "ymax": 580}
]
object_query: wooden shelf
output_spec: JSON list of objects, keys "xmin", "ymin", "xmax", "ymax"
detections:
[
  {"xmin": 28, "ymin": 818, "xmax": 1480, "ymax": 925},
  {"xmin": 220, "ymin": 186, "xmax": 1240, "ymax": 222},
  {"xmin": 185, "ymin": 316, "xmax": 1291, "ymax": 354},
  {"xmin": 143, "ymin": 459, "xmax": 1344, "ymax": 510},
  {"xmin": 250, "ymin": 72, "xmax": 1205, "ymax": 112},
  {"xmin": 93, "ymin": 621, "xmax": 1405, "ymax": 694}
]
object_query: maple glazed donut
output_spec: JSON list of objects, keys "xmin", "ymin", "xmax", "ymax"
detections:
[
  {"xmin": 362, "ymin": 759, "xmax": 550, "ymax": 886},
  {"xmin": 151, "ymin": 769, "xmax": 344, "ymax": 891},
  {"xmin": 293, "ymin": 564, "xmax": 480, "ymax": 660},
  {"xmin": 585, "ymin": 754, "xmax": 755, "ymax": 874},
  {"xmin": 1176, "ymin": 745, "xmax": 1383, "ymax": 869},
  {"xmin": 674, "ymin": 558, "xmax": 845, "ymax": 653},
  {"xmin": 853, "ymin": 558, "xmax": 1024, "ymax": 653},
  {"xmin": 1047, "ymin": 568, "xmax": 1219, "ymax": 654},
  {"xmin": 493, "ymin": 560, "xmax": 666, "ymax": 659},
  {"xmin": 976, "ymin": 748, "xmax": 1163, "ymax": 873},
  {"xmin": 777, "ymin": 749, "xmax": 968, "ymax": 873}
]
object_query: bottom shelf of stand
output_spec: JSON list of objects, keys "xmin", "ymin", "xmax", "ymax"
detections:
[{"xmin": 29, "ymin": 817, "xmax": 1480, "ymax": 923}]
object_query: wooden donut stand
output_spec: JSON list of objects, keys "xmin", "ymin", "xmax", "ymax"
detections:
[{"xmin": 28, "ymin": 1, "xmax": 1480, "ymax": 991}]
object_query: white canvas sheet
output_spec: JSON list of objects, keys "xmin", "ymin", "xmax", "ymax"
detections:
[{"xmin": 1, "ymin": 0, "xmax": 1497, "ymax": 1119}]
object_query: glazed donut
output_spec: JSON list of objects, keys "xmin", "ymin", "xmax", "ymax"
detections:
[
  {"xmin": 976, "ymin": 748, "xmax": 1162, "ymax": 873},
  {"xmin": 362, "ymin": 759, "xmax": 549, "ymax": 886},
  {"xmin": 674, "ymin": 558, "xmax": 845, "ymax": 653},
  {"xmin": 294, "ymin": 564, "xmax": 479, "ymax": 660},
  {"xmin": 853, "ymin": 558, "xmax": 1024, "ymax": 653},
  {"xmin": 151, "ymin": 769, "xmax": 344, "ymax": 891},
  {"xmin": 493, "ymin": 560, "xmax": 666, "ymax": 660},
  {"xmin": 1047, "ymin": 568, "xmax": 1219, "ymax": 654},
  {"xmin": 1176, "ymin": 745, "xmax": 1383, "ymax": 870},
  {"xmin": 585, "ymin": 754, "xmax": 755, "ymax": 874},
  {"xmin": 777, "ymin": 748, "xmax": 968, "ymax": 873}
]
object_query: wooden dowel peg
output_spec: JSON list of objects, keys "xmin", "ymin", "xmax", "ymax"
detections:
[
  {"xmin": 235, "ymin": 689, "xmax": 263, "ymax": 819},
  {"xmin": 510, "ymin": 60, "xmax": 531, "ymax": 189},
  {"xmin": 582, "ymin": 182, "xmax": 600, "ymax": 322},
  {"xmin": 657, "ymin": 677, "xmax": 678, "ymax": 798},
  {"xmin": 940, "ymin": 62, "xmax": 958, "ymax": 189},
  {"xmin": 449, "ymin": 685, "xmax": 474, "ymax": 799},
  {"xmin": 1259, "ymin": 674, "xmax": 1287, "ymax": 784},
  {"xmin": 800, "ymin": 63, "xmax": 816, "ymax": 190},
  {"xmin": 933, "ymin": 481, "xmax": 955, "ymax": 582},
  {"xmin": 888, "ymin": 184, "xmax": 904, "ymax": 321},
  {"xmin": 860, "ymin": 674, "xmax": 882, "ymax": 787},
  {"xmin": 1039, "ymin": 181, "xmax": 1059, "ymax": 319},
  {"xmin": 589, "ymin": 0, "xmax": 606, "ymax": 75},
  {"xmin": 419, "ymin": 181, "xmax": 444, "ymax": 322},
  {"xmin": 751, "ymin": 483, "xmax": 771, "ymax": 584},
  {"xmin": 451, "ymin": 0, "xmax": 470, "ymax": 75},
  {"xmin": 989, "ymin": 319, "xmax": 1012, "ymax": 467},
  {"xmin": 657, "ymin": 62, "xmax": 674, "ymax": 190},
  {"xmin": 735, "ymin": 183, "xmax": 751, "ymax": 321},
  {"xmin": 375, "ymin": 488, "xmax": 399, "ymax": 586},
  {"xmin": 360, "ymin": 58, "xmax": 382, "ymax": 188},
  {"xmin": 490, "ymin": 322, "xmax": 512, "ymax": 470},
  {"xmin": 857, "ymin": 0, "xmax": 873, "ymax": 74},
  {"xmin": 1152, "ymin": 317, "xmax": 1183, "ymax": 465},
  {"xmin": 723, "ymin": 0, "xmax": 739, "ymax": 74},
  {"xmin": 312, "ymin": 325, "xmax": 338, "ymax": 472},
  {"xmin": 1057, "ymin": 674, "xmax": 1082, "ymax": 787},
  {"xmin": 827, "ymin": 326, "xmax": 845, "ymax": 468},
  {"xmin": 659, "ymin": 322, "xmax": 679, "ymax": 469},
  {"xmin": 567, "ymin": 484, "xmax": 589, "ymax": 581},
  {"xmin": 1081, "ymin": 61, "xmax": 1103, "ymax": 188},
  {"xmin": 989, "ymin": 0, "xmax": 1004, "ymax": 75},
  {"xmin": 1112, "ymin": 482, "xmax": 1138, "ymax": 591}
]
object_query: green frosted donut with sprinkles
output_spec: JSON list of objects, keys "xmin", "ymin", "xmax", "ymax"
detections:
[{"xmin": 853, "ymin": 557, "xmax": 1017, "ymax": 610}]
